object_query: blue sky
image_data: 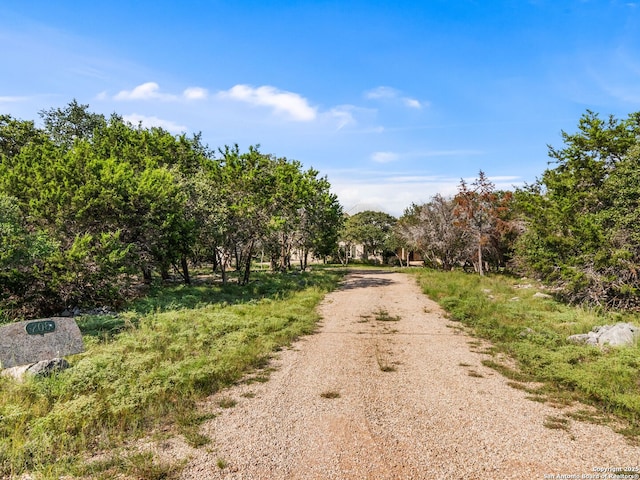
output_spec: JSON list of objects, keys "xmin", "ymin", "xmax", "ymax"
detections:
[{"xmin": 2, "ymin": 1, "xmax": 640, "ymax": 216}]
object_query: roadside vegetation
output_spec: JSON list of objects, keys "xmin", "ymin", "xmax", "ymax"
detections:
[
  {"xmin": 0, "ymin": 269, "xmax": 343, "ymax": 478},
  {"xmin": 413, "ymin": 269, "xmax": 640, "ymax": 439},
  {"xmin": 0, "ymin": 101, "xmax": 343, "ymax": 321},
  {"xmin": 3, "ymin": 98, "xmax": 640, "ymax": 475}
]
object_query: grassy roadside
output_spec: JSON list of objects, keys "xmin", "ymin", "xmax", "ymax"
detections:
[
  {"xmin": 412, "ymin": 269, "xmax": 640, "ymax": 439},
  {"xmin": 0, "ymin": 269, "xmax": 344, "ymax": 478}
]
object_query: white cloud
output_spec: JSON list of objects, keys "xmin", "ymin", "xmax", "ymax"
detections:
[
  {"xmin": 123, "ymin": 113, "xmax": 187, "ymax": 133},
  {"xmin": 403, "ymin": 97, "xmax": 425, "ymax": 109},
  {"xmin": 183, "ymin": 87, "xmax": 209, "ymax": 100},
  {"xmin": 115, "ymin": 82, "xmax": 177, "ymax": 101},
  {"xmin": 113, "ymin": 82, "xmax": 210, "ymax": 102},
  {"xmin": 371, "ymin": 151, "xmax": 400, "ymax": 163},
  {"xmin": 366, "ymin": 85, "xmax": 428, "ymax": 109},
  {"xmin": 218, "ymin": 84, "xmax": 317, "ymax": 121}
]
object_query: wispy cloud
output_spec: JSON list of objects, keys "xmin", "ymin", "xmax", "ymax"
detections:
[
  {"xmin": 123, "ymin": 113, "xmax": 187, "ymax": 133},
  {"xmin": 0, "ymin": 96, "xmax": 29, "ymax": 103},
  {"xmin": 370, "ymin": 149, "xmax": 483, "ymax": 164},
  {"xmin": 327, "ymin": 105, "xmax": 357, "ymax": 129},
  {"xmin": 218, "ymin": 84, "xmax": 317, "ymax": 122},
  {"xmin": 113, "ymin": 82, "xmax": 208, "ymax": 102},
  {"xmin": 371, "ymin": 151, "xmax": 400, "ymax": 163},
  {"xmin": 365, "ymin": 86, "xmax": 428, "ymax": 109}
]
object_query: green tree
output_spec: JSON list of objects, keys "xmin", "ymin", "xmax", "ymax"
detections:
[
  {"xmin": 294, "ymin": 173, "xmax": 343, "ymax": 269},
  {"xmin": 39, "ymin": 99, "xmax": 106, "ymax": 148},
  {"xmin": 342, "ymin": 210, "xmax": 397, "ymax": 262},
  {"xmin": 0, "ymin": 114, "xmax": 45, "ymax": 159},
  {"xmin": 516, "ymin": 110, "xmax": 640, "ymax": 307}
]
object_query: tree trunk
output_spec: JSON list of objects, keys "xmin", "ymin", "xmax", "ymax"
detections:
[
  {"xmin": 142, "ymin": 265, "xmax": 153, "ymax": 284},
  {"xmin": 477, "ymin": 236, "xmax": 484, "ymax": 276},
  {"xmin": 241, "ymin": 241, "xmax": 254, "ymax": 286},
  {"xmin": 234, "ymin": 245, "xmax": 242, "ymax": 271},
  {"xmin": 212, "ymin": 249, "xmax": 219, "ymax": 273},
  {"xmin": 181, "ymin": 256, "xmax": 191, "ymax": 285},
  {"xmin": 215, "ymin": 248, "xmax": 227, "ymax": 284}
]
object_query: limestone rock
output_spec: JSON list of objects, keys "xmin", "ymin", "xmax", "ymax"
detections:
[
  {"xmin": 532, "ymin": 292, "xmax": 552, "ymax": 299},
  {"xmin": 567, "ymin": 322, "xmax": 640, "ymax": 347},
  {"xmin": 26, "ymin": 358, "xmax": 70, "ymax": 377},
  {"xmin": 1, "ymin": 358, "xmax": 70, "ymax": 381}
]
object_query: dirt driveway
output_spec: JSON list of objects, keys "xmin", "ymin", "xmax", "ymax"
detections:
[{"xmin": 179, "ymin": 270, "xmax": 640, "ymax": 479}]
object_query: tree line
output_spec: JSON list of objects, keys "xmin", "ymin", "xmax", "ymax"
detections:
[
  {"xmin": 392, "ymin": 110, "xmax": 640, "ymax": 310},
  {"xmin": 0, "ymin": 101, "xmax": 343, "ymax": 320},
  {"xmin": 2, "ymin": 103, "xmax": 640, "ymax": 316}
]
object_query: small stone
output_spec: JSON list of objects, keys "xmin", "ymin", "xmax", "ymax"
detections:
[{"xmin": 532, "ymin": 292, "xmax": 552, "ymax": 299}]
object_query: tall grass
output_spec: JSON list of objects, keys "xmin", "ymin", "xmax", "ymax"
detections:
[
  {"xmin": 0, "ymin": 269, "xmax": 344, "ymax": 478},
  {"xmin": 413, "ymin": 269, "xmax": 640, "ymax": 436}
]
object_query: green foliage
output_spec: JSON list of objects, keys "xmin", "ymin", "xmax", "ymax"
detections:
[
  {"xmin": 414, "ymin": 269, "xmax": 640, "ymax": 434},
  {"xmin": 516, "ymin": 110, "xmax": 640, "ymax": 308},
  {"xmin": 341, "ymin": 210, "xmax": 396, "ymax": 262},
  {"xmin": 0, "ymin": 102, "xmax": 344, "ymax": 318},
  {"xmin": 0, "ymin": 194, "xmax": 59, "ymax": 320},
  {"xmin": 0, "ymin": 269, "xmax": 343, "ymax": 477}
]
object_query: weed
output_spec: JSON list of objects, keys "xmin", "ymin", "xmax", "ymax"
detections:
[
  {"xmin": 75, "ymin": 451, "xmax": 185, "ymax": 480},
  {"xmin": 248, "ymin": 375, "xmax": 270, "ymax": 383},
  {"xmin": 241, "ymin": 392, "xmax": 256, "ymax": 398},
  {"xmin": 320, "ymin": 391, "xmax": 341, "ymax": 399},
  {"xmin": 543, "ymin": 415, "xmax": 571, "ymax": 432},
  {"xmin": 216, "ymin": 457, "xmax": 228, "ymax": 469},
  {"xmin": 183, "ymin": 430, "xmax": 211, "ymax": 448},
  {"xmin": 525, "ymin": 395, "xmax": 548, "ymax": 403},
  {"xmin": 374, "ymin": 308, "xmax": 401, "ymax": 322},
  {"xmin": 216, "ymin": 397, "xmax": 237, "ymax": 409},
  {"xmin": 375, "ymin": 343, "xmax": 397, "ymax": 372},
  {"xmin": 482, "ymin": 360, "xmax": 532, "ymax": 382},
  {"xmin": 467, "ymin": 370, "xmax": 484, "ymax": 378}
]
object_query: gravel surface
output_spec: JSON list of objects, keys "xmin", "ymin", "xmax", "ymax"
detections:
[{"xmin": 174, "ymin": 270, "xmax": 640, "ymax": 479}]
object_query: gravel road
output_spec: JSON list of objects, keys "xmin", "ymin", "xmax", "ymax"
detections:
[{"xmin": 177, "ymin": 270, "xmax": 640, "ymax": 479}]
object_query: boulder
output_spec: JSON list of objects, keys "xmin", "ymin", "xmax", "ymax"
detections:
[{"xmin": 567, "ymin": 322, "xmax": 640, "ymax": 347}]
